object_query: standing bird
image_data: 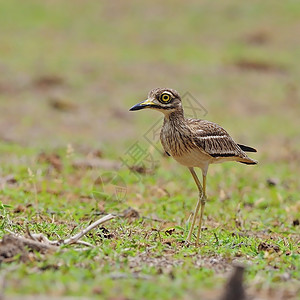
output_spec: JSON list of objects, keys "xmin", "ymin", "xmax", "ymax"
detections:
[{"xmin": 129, "ymin": 88, "xmax": 257, "ymax": 245}]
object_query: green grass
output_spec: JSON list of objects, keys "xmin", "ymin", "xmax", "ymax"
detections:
[
  {"xmin": 1, "ymin": 147, "xmax": 299, "ymax": 299},
  {"xmin": 0, "ymin": 0, "xmax": 299, "ymax": 299}
]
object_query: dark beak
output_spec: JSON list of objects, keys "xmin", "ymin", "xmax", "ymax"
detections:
[{"xmin": 129, "ymin": 99, "xmax": 155, "ymax": 111}]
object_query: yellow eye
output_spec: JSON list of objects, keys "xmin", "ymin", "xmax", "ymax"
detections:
[{"xmin": 160, "ymin": 93, "xmax": 171, "ymax": 103}]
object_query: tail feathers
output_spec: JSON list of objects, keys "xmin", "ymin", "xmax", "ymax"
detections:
[
  {"xmin": 238, "ymin": 157, "xmax": 258, "ymax": 165},
  {"xmin": 238, "ymin": 144, "xmax": 257, "ymax": 153}
]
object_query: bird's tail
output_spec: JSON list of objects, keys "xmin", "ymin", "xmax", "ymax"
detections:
[
  {"xmin": 238, "ymin": 157, "xmax": 258, "ymax": 165},
  {"xmin": 237, "ymin": 144, "xmax": 257, "ymax": 153}
]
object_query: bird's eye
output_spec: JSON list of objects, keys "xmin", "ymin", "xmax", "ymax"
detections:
[{"xmin": 160, "ymin": 93, "xmax": 171, "ymax": 103}]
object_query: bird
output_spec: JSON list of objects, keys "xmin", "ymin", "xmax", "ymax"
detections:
[{"xmin": 129, "ymin": 88, "xmax": 257, "ymax": 245}]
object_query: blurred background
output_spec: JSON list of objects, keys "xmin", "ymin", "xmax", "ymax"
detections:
[
  {"xmin": 0, "ymin": 0, "xmax": 299, "ymax": 161},
  {"xmin": 0, "ymin": 1, "xmax": 299, "ymax": 298}
]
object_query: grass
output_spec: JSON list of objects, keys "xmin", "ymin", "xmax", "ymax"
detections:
[{"xmin": 0, "ymin": 0, "xmax": 299, "ymax": 299}]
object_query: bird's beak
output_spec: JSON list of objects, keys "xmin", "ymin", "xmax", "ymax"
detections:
[{"xmin": 129, "ymin": 98, "xmax": 155, "ymax": 111}]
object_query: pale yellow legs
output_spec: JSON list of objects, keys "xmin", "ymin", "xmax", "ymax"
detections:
[
  {"xmin": 186, "ymin": 167, "xmax": 207, "ymax": 246},
  {"xmin": 186, "ymin": 168, "xmax": 202, "ymax": 243},
  {"xmin": 196, "ymin": 174, "xmax": 206, "ymax": 245}
]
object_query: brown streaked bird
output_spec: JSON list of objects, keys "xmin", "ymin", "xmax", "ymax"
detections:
[{"xmin": 129, "ymin": 88, "xmax": 257, "ymax": 245}]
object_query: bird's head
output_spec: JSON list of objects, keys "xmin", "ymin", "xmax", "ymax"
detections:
[{"xmin": 129, "ymin": 88, "xmax": 182, "ymax": 115}]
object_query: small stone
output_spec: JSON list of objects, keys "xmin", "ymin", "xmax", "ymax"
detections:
[
  {"xmin": 280, "ymin": 273, "xmax": 291, "ymax": 281},
  {"xmin": 266, "ymin": 178, "xmax": 279, "ymax": 187}
]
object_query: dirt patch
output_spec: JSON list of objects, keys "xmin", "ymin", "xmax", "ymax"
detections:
[
  {"xmin": 127, "ymin": 251, "xmax": 183, "ymax": 274},
  {"xmin": 48, "ymin": 96, "xmax": 78, "ymax": 112},
  {"xmin": 121, "ymin": 207, "xmax": 140, "ymax": 220},
  {"xmin": 38, "ymin": 152, "xmax": 63, "ymax": 172},
  {"xmin": 33, "ymin": 75, "xmax": 65, "ymax": 89},
  {"xmin": 258, "ymin": 242, "xmax": 280, "ymax": 253},
  {"xmin": 242, "ymin": 30, "xmax": 271, "ymax": 45},
  {"xmin": 0, "ymin": 235, "xmax": 29, "ymax": 263},
  {"xmin": 233, "ymin": 59, "xmax": 286, "ymax": 74},
  {"xmin": 72, "ymin": 158, "xmax": 121, "ymax": 170},
  {"xmin": 0, "ymin": 175, "xmax": 17, "ymax": 190},
  {"xmin": 128, "ymin": 165, "xmax": 156, "ymax": 175}
]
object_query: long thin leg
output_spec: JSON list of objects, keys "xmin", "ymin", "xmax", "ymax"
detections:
[
  {"xmin": 186, "ymin": 167, "xmax": 203, "ymax": 243},
  {"xmin": 196, "ymin": 174, "xmax": 207, "ymax": 246}
]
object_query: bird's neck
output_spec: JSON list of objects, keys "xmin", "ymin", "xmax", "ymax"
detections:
[{"xmin": 163, "ymin": 108, "xmax": 185, "ymax": 124}]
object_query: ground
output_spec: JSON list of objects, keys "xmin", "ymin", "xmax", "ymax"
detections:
[{"xmin": 0, "ymin": 1, "xmax": 299, "ymax": 299}]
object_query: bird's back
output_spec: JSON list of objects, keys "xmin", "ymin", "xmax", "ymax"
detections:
[{"xmin": 160, "ymin": 117, "xmax": 257, "ymax": 168}]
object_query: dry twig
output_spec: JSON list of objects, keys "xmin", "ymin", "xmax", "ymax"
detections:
[
  {"xmin": 0, "ymin": 214, "xmax": 116, "ymax": 260},
  {"xmin": 62, "ymin": 214, "xmax": 115, "ymax": 245}
]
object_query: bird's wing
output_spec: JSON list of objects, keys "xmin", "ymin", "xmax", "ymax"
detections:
[{"xmin": 187, "ymin": 119, "xmax": 246, "ymax": 158}]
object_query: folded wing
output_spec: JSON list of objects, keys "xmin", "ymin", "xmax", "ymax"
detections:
[{"xmin": 187, "ymin": 119, "xmax": 257, "ymax": 164}]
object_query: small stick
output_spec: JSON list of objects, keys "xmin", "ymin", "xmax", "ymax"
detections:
[
  {"xmin": 62, "ymin": 214, "xmax": 116, "ymax": 245},
  {"xmin": 26, "ymin": 224, "xmax": 40, "ymax": 242},
  {"xmin": 213, "ymin": 232, "xmax": 219, "ymax": 244},
  {"xmin": 2, "ymin": 214, "xmax": 116, "ymax": 251},
  {"xmin": 73, "ymin": 240, "xmax": 94, "ymax": 247},
  {"xmin": 2, "ymin": 235, "xmax": 57, "ymax": 253}
]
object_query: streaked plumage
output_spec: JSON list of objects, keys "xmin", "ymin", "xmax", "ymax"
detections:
[
  {"xmin": 161, "ymin": 116, "xmax": 257, "ymax": 174},
  {"xmin": 130, "ymin": 88, "xmax": 257, "ymax": 245}
]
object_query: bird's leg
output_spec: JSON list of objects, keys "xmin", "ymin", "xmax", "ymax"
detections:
[
  {"xmin": 196, "ymin": 174, "xmax": 207, "ymax": 246},
  {"xmin": 186, "ymin": 167, "xmax": 203, "ymax": 244}
]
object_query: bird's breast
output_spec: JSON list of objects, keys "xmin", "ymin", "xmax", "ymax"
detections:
[
  {"xmin": 160, "ymin": 122, "xmax": 212, "ymax": 169},
  {"xmin": 172, "ymin": 148, "xmax": 212, "ymax": 169},
  {"xmin": 160, "ymin": 124, "xmax": 199, "ymax": 158}
]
